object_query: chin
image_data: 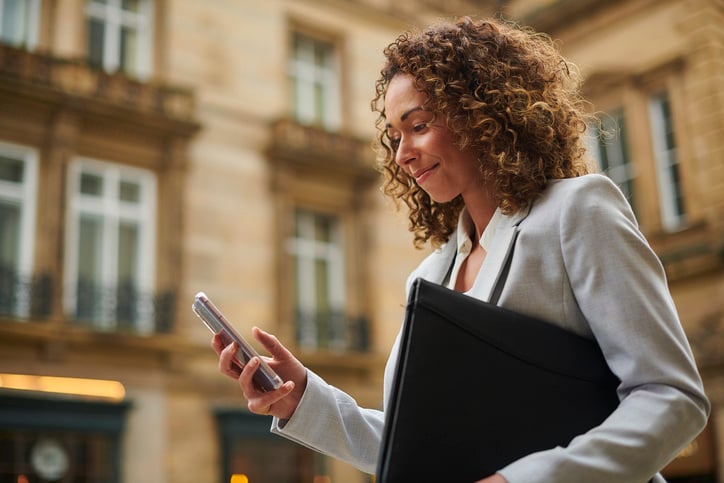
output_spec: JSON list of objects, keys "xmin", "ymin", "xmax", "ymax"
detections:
[{"xmin": 427, "ymin": 192, "xmax": 458, "ymax": 204}]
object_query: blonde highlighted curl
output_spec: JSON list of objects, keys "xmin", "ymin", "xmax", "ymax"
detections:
[{"xmin": 371, "ymin": 16, "xmax": 593, "ymax": 248}]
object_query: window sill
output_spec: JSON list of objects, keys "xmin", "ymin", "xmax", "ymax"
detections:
[
  {"xmin": 0, "ymin": 318, "xmax": 198, "ymax": 367},
  {"xmin": 647, "ymin": 219, "xmax": 723, "ymax": 281},
  {"xmin": 298, "ymin": 349, "xmax": 387, "ymax": 378}
]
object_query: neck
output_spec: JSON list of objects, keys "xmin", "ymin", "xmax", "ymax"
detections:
[{"xmin": 463, "ymin": 189, "xmax": 497, "ymax": 242}]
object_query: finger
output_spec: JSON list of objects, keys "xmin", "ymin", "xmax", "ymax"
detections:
[
  {"xmin": 252, "ymin": 327, "xmax": 293, "ymax": 361},
  {"xmin": 247, "ymin": 387, "xmax": 290, "ymax": 414},
  {"xmin": 238, "ymin": 356, "xmax": 294, "ymax": 395},
  {"xmin": 210, "ymin": 333, "xmax": 226, "ymax": 355},
  {"xmin": 219, "ymin": 342, "xmax": 241, "ymax": 378},
  {"xmin": 245, "ymin": 381, "xmax": 296, "ymax": 415},
  {"xmin": 237, "ymin": 355, "xmax": 263, "ymax": 393}
]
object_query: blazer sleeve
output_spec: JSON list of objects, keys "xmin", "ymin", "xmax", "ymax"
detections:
[
  {"xmin": 268, "ymin": 247, "xmax": 450, "ymax": 475},
  {"xmin": 270, "ymin": 370, "xmax": 385, "ymax": 474},
  {"xmin": 499, "ymin": 175, "xmax": 710, "ymax": 483}
]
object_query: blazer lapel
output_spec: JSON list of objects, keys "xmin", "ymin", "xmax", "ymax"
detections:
[
  {"xmin": 429, "ymin": 235, "xmax": 458, "ymax": 284},
  {"xmin": 472, "ymin": 205, "xmax": 531, "ymax": 302}
]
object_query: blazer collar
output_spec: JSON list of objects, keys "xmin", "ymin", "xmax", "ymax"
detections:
[
  {"xmin": 472, "ymin": 205, "xmax": 528, "ymax": 302},
  {"xmin": 432, "ymin": 203, "xmax": 531, "ymax": 301}
]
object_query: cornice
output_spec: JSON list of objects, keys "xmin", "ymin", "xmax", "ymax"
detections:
[{"xmin": 0, "ymin": 44, "xmax": 201, "ymax": 137}]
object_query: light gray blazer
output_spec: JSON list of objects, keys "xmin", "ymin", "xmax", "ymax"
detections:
[{"xmin": 272, "ymin": 174, "xmax": 710, "ymax": 483}]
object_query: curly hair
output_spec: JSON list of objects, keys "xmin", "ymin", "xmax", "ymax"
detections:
[{"xmin": 371, "ymin": 16, "xmax": 594, "ymax": 248}]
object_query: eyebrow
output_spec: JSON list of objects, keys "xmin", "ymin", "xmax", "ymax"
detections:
[{"xmin": 385, "ymin": 106, "xmax": 424, "ymax": 128}]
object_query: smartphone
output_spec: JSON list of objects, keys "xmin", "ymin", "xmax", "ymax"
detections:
[{"xmin": 192, "ymin": 291, "xmax": 283, "ymax": 392}]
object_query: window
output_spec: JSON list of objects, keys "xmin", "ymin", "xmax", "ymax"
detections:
[
  {"xmin": 215, "ymin": 409, "xmax": 322, "ymax": 483},
  {"xmin": 287, "ymin": 208, "xmax": 347, "ymax": 351},
  {"xmin": 288, "ymin": 31, "xmax": 341, "ymax": 131},
  {"xmin": 0, "ymin": 141, "xmax": 38, "ymax": 318},
  {"xmin": 64, "ymin": 158, "xmax": 157, "ymax": 333},
  {"xmin": 0, "ymin": 0, "xmax": 41, "ymax": 49},
  {"xmin": 85, "ymin": 0, "xmax": 153, "ymax": 79},
  {"xmin": 0, "ymin": 393, "xmax": 129, "ymax": 483},
  {"xmin": 590, "ymin": 109, "xmax": 637, "ymax": 212},
  {"xmin": 649, "ymin": 92, "xmax": 686, "ymax": 231}
]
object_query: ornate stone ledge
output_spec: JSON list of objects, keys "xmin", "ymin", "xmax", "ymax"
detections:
[
  {"xmin": 0, "ymin": 44, "xmax": 196, "ymax": 124},
  {"xmin": 267, "ymin": 118, "xmax": 379, "ymax": 185}
]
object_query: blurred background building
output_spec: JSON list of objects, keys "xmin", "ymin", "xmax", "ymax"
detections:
[{"xmin": 0, "ymin": 0, "xmax": 721, "ymax": 482}]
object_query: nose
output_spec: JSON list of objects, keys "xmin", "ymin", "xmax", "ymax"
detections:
[{"xmin": 394, "ymin": 136, "xmax": 416, "ymax": 167}]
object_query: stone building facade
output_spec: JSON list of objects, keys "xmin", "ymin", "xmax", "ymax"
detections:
[{"xmin": 0, "ymin": 0, "xmax": 721, "ymax": 482}]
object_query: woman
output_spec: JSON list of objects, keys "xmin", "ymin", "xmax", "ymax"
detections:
[{"xmin": 213, "ymin": 17, "xmax": 709, "ymax": 482}]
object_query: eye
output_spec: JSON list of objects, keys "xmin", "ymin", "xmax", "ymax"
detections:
[
  {"xmin": 412, "ymin": 122, "xmax": 428, "ymax": 133},
  {"xmin": 385, "ymin": 130, "xmax": 400, "ymax": 150}
]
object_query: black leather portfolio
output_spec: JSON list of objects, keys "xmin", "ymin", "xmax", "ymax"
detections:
[{"xmin": 376, "ymin": 278, "xmax": 620, "ymax": 483}]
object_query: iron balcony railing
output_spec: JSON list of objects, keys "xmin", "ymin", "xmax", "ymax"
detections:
[
  {"xmin": 296, "ymin": 308, "xmax": 370, "ymax": 352},
  {"xmin": 0, "ymin": 267, "xmax": 175, "ymax": 335},
  {"xmin": 0, "ymin": 265, "xmax": 52, "ymax": 319},
  {"xmin": 72, "ymin": 279, "xmax": 175, "ymax": 334}
]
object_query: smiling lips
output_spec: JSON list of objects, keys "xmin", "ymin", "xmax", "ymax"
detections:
[{"xmin": 412, "ymin": 163, "xmax": 439, "ymax": 183}]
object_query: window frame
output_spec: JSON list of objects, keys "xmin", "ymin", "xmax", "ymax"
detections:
[
  {"xmin": 0, "ymin": 141, "xmax": 38, "ymax": 318},
  {"xmin": 84, "ymin": 0, "xmax": 154, "ymax": 80},
  {"xmin": 589, "ymin": 108, "xmax": 637, "ymax": 213},
  {"xmin": 214, "ymin": 408, "xmax": 323, "ymax": 483},
  {"xmin": 649, "ymin": 90, "xmax": 686, "ymax": 232},
  {"xmin": 288, "ymin": 29, "xmax": 341, "ymax": 131},
  {"xmin": 0, "ymin": 392, "xmax": 129, "ymax": 483},
  {"xmin": 0, "ymin": 0, "xmax": 41, "ymax": 49},
  {"xmin": 286, "ymin": 207, "xmax": 347, "ymax": 351},
  {"xmin": 63, "ymin": 157, "xmax": 157, "ymax": 333}
]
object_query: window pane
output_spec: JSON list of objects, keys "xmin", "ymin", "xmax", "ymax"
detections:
[
  {"xmin": 78, "ymin": 215, "xmax": 103, "ymax": 285},
  {"xmin": 87, "ymin": 18, "xmax": 105, "ymax": 69},
  {"xmin": 290, "ymin": 209, "xmax": 346, "ymax": 350},
  {"xmin": 119, "ymin": 180, "xmax": 140, "ymax": 202},
  {"xmin": 314, "ymin": 214, "xmax": 332, "ymax": 242},
  {"xmin": 120, "ymin": 25, "xmax": 138, "ymax": 76},
  {"xmin": 77, "ymin": 215, "xmax": 104, "ymax": 321},
  {"xmin": 229, "ymin": 438, "xmax": 315, "ymax": 482},
  {"xmin": 0, "ymin": 155, "xmax": 24, "ymax": 183},
  {"xmin": 68, "ymin": 160, "xmax": 156, "ymax": 332},
  {"xmin": 116, "ymin": 221, "xmax": 139, "ymax": 325},
  {"xmin": 0, "ymin": 201, "xmax": 21, "ymax": 267},
  {"xmin": 595, "ymin": 110, "xmax": 636, "ymax": 214},
  {"xmin": 315, "ymin": 258, "xmax": 330, "ymax": 313},
  {"xmin": 650, "ymin": 92, "xmax": 685, "ymax": 230},
  {"xmin": 122, "ymin": 0, "xmax": 140, "ymax": 12},
  {"xmin": 80, "ymin": 172, "xmax": 104, "ymax": 196},
  {"xmin": 289, "ymin": 32, "xmax": 338, "ymax": 129},
  {"xmin": 117, "ymin": 221, "xmax": 138, "ymax": 284},
  {"xmin": 0, "ymin": 428, "xmax": 119, "ymax": 482},
  {"xmin": 1, "ymin": 0, "xmax": 28, "ymax": 46},
  {"xmin": 0, "ymin": 144, "xmax": 37, "ymax": 318}
]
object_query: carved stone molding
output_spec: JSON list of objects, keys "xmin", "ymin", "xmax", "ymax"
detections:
[
  {"xmin": 266, "ymin": 118, "xmax": 379, "ymax": 187},
  {"xmin": 0, "ymin": 44, "xmax": 198, "ymax": 130},
  {"xmin": 688, "ymin": 311, "xmax": 724, "ymax": 368}
]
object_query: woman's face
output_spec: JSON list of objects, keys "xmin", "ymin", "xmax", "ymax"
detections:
[{"xmin": 384, "ymin": 74, "xmax": 483, "ymax": 204}]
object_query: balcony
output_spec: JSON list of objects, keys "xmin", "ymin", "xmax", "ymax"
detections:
[
  {"xmin": 0, "ymin": 267, "xmax": 175, "ymax": 336},
  {"xmin": 295, "ymin": 309, "xmax": 370, "ymax": 353},
  {"xmin": 0, "ymin": 43, "xmax": 198, "ymax": 132},
  {"xmin": 72, "ymin": 280, "xmax": 175, "ymax": 335},
  {"xmin": 266, "ymin": 118, "xmax": 379, "ymax": 186},
  {"xmin": 0, "ymin": 266, "xmax": 51, "ymax": 320}
]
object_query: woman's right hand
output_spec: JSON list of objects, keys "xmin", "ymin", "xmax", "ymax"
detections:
[{"xmin": 212, "ymin": 326, "xmax": 308, "ymax": 420}]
